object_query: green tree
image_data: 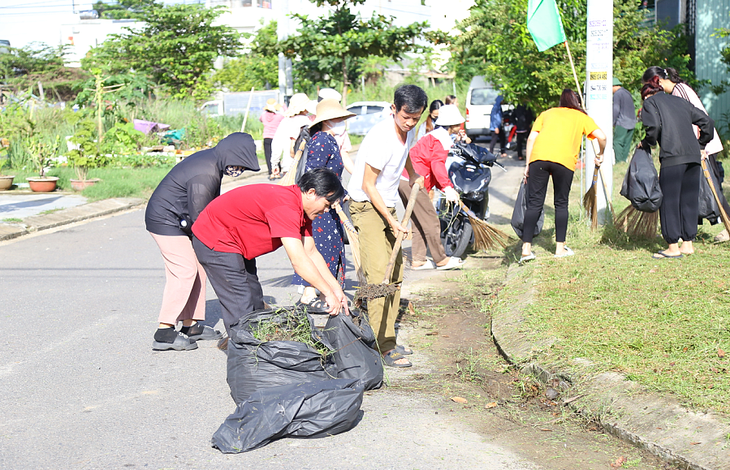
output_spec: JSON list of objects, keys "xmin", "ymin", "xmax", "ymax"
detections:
[
  {"xmin": 279, "ymin": 0, "xmax": 441, "ymax": 102},
  {"xmin": 0, "ymin": 43, "xmax": 88, "ymax": 101},
  {"xmin": 449, "ymin": 0, "xmax": 694, "ymax": 113},
  {"xmin": 210, "ymin": 20, "xmax": 280, "ymax": 92},
  {"xmin": 83, "ymin": 3, "xmax": 242, "ymax": 99},
  {"xmin": 92, "ymin": 0, "xmax": 158, "ymax": 20}
]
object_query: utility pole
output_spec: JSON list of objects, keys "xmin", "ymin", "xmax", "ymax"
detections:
[{"xmin": 585, "ymin": 0, "xmax": 614, "ymax": 224}]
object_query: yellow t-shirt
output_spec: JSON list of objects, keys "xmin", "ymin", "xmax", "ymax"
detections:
[{"xmin": 529, "ymin": 107, "xmax": 599, "ymax": 170}]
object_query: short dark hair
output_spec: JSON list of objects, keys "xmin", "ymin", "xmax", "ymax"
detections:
[
  {"xmin": 394, "ymin": 84, "xmax": 428, "ymax": 114},
  {"xmin": 297, "ymin": 167, "xmax": 344, "ymax": 204},
  {"xmin": 558, "ymin": 89, "xmax": 587, "ymax": 115},
  {"xmin": 444, "ymin": 95, "xmax": 457, "ymax": 105}
]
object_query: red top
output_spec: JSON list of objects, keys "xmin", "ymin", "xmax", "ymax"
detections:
[
  {"xmin": 404, "ymin": 130, "xmax": 453, "ymax": 191},
  {"xmin": 193, "ymin": 184, "xmax": 312, "ymax": 259}
]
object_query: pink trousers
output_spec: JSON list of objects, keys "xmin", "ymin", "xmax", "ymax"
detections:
[{"xmin": 150, "ymin": 233, "xmax": 207, "ymax": 325}]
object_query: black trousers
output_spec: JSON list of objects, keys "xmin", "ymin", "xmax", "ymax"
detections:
[
  {"xmin": 489, "ymin": 125, "xmax": 506, "ymax": 153},
  {"xmin": 192, "ymin": 237, "xmax": 265, "ymax": 332},
  {"xmin": 659, "ymin": 163, "xmax": 700, "ymax": 244},
  {"xmin": 263, "ymin": 138, "xmax": 274, "ymax": 175},
  {"xmin": 522, "ymin": 160, "xmax": 574, "ymax": 244},
  {"xmin": 516, "ymin": 131, "xmax": 528, "ymax": 158}
]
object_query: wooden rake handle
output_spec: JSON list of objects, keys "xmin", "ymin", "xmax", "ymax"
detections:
[
  {"xmin": 701, "ymin": 159, "xmax": 730, "ymax": 234},
  {"xmin": 381, "ymin": 182, "xmax": 421, "ymax": 284}
]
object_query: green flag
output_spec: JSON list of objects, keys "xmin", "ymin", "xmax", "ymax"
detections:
[{"xmin": 527, "ymin": 0, "xmax": 567, "ymax": 52}]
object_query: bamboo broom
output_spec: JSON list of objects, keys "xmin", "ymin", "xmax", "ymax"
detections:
[
  {"xmin": 582, "ymin": 166, "xmax": 599, "ymax": 230},
  {"xmin": 279, "ymin": 139, "xmax": 307, "ymax": 186},
  {"xmin": 457, "ymin": 201, "xmax": 510, "ymax": 250},
  {"xmin": 332, "ymin": 201, "xmax": 367, "ymax": 286},
  {"xmin": 614, "ymin": 205, "xmax": 659, "ymax": 238},
  {"xmin": 355, "ymin": 183, "xmax": 420, "ymax": 302}
]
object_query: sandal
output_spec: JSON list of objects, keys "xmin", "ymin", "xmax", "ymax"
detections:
[
  {"xmin": 383, "ymin": 350, "xmax": 412, "ymax": 368},
  {"xmin": 395, "ymin": 345, "xmax": 413, "ymax": 356},
  {"xmin": 652, "ymin": 250, "xmax": 683, "ymax": 259}
]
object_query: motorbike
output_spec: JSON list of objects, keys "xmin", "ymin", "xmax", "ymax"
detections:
[{"xmin": 435, "ymin": 141, "xmax": 506, "ymax": 257}]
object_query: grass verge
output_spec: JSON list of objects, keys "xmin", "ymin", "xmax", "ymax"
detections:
[{"xmin": 507, "ymin": 159, "xmax": 730, "ymax": 416}]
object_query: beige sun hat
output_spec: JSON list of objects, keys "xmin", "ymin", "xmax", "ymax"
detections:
[
  {"xmin": 309, "ymin": 99, "xmax": 355, "ymax": 128},
  {"xmin": 263, "ymin": 98, "xmax": 281, "ymax": 112},
  {"xmin": 318, "ymin": 88, "xmax": 342, "ymax": 102},
  {"xmin": 285, "ymin": 93, "xmax": 311, "ymax": 117},
  {"xmin": 435, "ymin": 104, "xmax": 465, "ymax": 127}
]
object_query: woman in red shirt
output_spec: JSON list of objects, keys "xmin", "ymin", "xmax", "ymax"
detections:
[{"xmin": 399, "ymin": 105, "xmax": 467, "ymax": 270}]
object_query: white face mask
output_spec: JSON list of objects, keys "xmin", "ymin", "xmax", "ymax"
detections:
[{"xmin": 327, "ymin": 120, "xmax": 347, "ymax": 135}]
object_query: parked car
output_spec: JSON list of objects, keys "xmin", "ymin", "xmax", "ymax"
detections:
[
  {"xmin": 345, "ymin": 101, "xmax": 392, "ymax": 136},
  {"xmin": 465, "ymin": 76, "xmax": 502, "ymax": 140}
]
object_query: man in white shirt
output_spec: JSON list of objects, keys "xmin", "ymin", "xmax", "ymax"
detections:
[{"xmin": 348, "ymin": 84, "xmax": 427, "ymax": 368}]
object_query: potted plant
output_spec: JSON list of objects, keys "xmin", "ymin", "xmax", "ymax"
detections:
[
  {"xmin": 26, "ymin": 137, "xmax": 60, "ymax": 192},
  {"xmin": 68, "ymin": 120, "xmax": 106, "ymax": 191},
  {"xmin": 0, "ymin": 138, "xmax": 15, "ymax": 191}
]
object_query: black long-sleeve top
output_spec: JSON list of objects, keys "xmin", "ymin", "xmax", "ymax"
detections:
[
  {"xmin": 145, "ymin": 132, "xmax": 260, "ymax": 236},
  {"xmin": 640, "ymin": 91, "xmax": 714, "ymax": 168}
]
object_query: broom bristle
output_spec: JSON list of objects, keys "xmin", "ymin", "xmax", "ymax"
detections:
[
  {"xmin": 614, "ymin": 205, "xmax": 659, "ymax": 238},
  {"xmin": 469, "ymin": 215, "xmax": 510, "ymax": 251},
  {"xmin": 583, "ymin": 186, "xmax": 598, "ymax": 230}
]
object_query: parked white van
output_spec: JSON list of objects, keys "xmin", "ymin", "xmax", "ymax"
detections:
[{"xmin": 465, "ymin": 76, "xmax": 501, "ymax": 140}]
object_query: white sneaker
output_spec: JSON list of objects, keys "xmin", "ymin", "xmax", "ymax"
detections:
[
  {"xmin": 436, "ymin": 257, "xmax": 464, "ymax": 270},
  {"xmin": 412, "ymin": 260, "xmax": 435, "ymax": 270}
]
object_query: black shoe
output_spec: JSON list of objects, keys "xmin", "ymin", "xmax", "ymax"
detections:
[
  {"xmin": 152, "ymin": 332, "xmax": 198, "ymax": 351},
  {"xmin": 184, "ymin": 323, "xmax": 223, "ymax": 341}
]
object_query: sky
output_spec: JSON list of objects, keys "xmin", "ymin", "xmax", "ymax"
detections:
[{"xmin": 0, "ymin": 0, "xmax": 187, "ymax": 48}]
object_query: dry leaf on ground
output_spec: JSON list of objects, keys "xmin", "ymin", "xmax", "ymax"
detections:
[
  {"xmin": 610, "ymin": 456, "xmax": 627, "ymax": 468},
  {"xmin": 485, "ymin": 402, "xmax": 498, "ymax": 409},
  {"xmin": 451, "ymin": 396, "xmax": 468, "ymax": 404}
]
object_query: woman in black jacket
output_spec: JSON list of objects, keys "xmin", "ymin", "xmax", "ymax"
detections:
[
  {"xmin": 639, "ymin": 80, "xmax": 714, "ymax": 259},
  {"xmin": 145, "ymin": 133, "xmax": 260, "ymax": 350}
]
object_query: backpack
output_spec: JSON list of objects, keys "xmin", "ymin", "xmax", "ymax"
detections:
[{"xmin": 292, "ymin": 125, "xmax": 312, "ymax": 184}]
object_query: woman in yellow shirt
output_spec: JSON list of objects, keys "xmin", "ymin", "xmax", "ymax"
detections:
[{"xmin": 520, "ymin": 89, "xmax": 607, "ymax": 262}]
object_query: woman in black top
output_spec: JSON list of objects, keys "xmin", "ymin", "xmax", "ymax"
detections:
[
  {"xmin": 639, "ymin": 80, "xmax": 714, "ymax": 259},
  {"xmin": 145, "ymin": 132, "xmax": 259, "ymax": 350}
]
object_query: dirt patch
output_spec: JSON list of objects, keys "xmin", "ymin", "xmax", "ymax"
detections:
[{"xmin": 392, "ymin": 262, "xmax": 682, "ymax": 470}]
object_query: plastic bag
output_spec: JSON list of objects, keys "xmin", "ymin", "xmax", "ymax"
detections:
[
  {"xmin": 212, "ymin": 378, "xmax": 364, "ymax": 454},
  {"xmin": 226, "ymin": 307, "xmax": 336, "ymax": 405},
  {"xmin": 321, "ymin": 311, "xmax": 383, "ymax": 391},
  {"xmin": 698, "ymin": 165, "xmax": 722, "ymax": 225},
  {"xmin": 619, "ymin": 148, "xmax": 662, "ymax": 212},
  {"xmin": 511, "ymin": 179, "xmax": 544, "ymax": 239}
]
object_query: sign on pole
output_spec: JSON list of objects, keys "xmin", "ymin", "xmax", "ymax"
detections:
[{"xmin": 585, "ymin": 0, "xmax": 614, "ymax": 223}]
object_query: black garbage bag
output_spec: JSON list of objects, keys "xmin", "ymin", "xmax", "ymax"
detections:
[
  {"xmin": 320, "ymin": 310, "xmax": 383, "ymax": 390},
  {"xmin": 620, "ymin": 147, "xmax": 662, "ymax": 212},
  {"xmin": 511, "ymin": 179, "xmax": 544, "ymax": 239},
  {"xmin": 212, "ymin": 378, "xmax": 364, "ymax": 454},
  {"xmin": 227, "ymin": 307, "xmax": 336, "ymax": 405},
  {"xmin": 698, "ymin": 165, "xmax": 722, "ymax": 225}
]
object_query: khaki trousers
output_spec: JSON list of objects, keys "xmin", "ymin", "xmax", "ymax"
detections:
[
  {"xmin": 349, "ymin": 201, "xmax": 403, "ymax": 353},
  {"xmin": 150, "ymin": 233, "xmax": 207, "ymax": 325},
  {"xmin": 398, "ymin": 179, "xmax": 447, "ymax": 265}
]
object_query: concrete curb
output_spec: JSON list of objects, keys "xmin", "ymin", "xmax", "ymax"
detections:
[
  {"xmin": 0, "ymin": 198, "xmax": 146, "ymax": 242},
  {"xmin": 492, "ymin": 263, "xmax": 730, "ymax": 470}
]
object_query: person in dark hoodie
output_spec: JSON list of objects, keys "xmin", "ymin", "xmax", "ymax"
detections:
[
  {"xmin": 145, "ymin": 132, "xmax": 260, "ymax": 351},
  {"xmin": 639, "ymin": 80, "xmax": 714, "ymax": 259}
]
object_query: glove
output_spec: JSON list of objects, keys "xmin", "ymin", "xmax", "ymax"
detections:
[{"xmin": 444, "ymin": 186, "xmax": 460, "ymax": 203}]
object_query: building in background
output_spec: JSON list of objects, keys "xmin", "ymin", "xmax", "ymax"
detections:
[{"xmin": 641, "ymin": 0, "xmax": 729, "ymax": 126}]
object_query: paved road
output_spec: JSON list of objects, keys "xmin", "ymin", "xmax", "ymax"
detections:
[{"xmin": 0, "ymin": 148, "xmax": 549, "ymax": 469}]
